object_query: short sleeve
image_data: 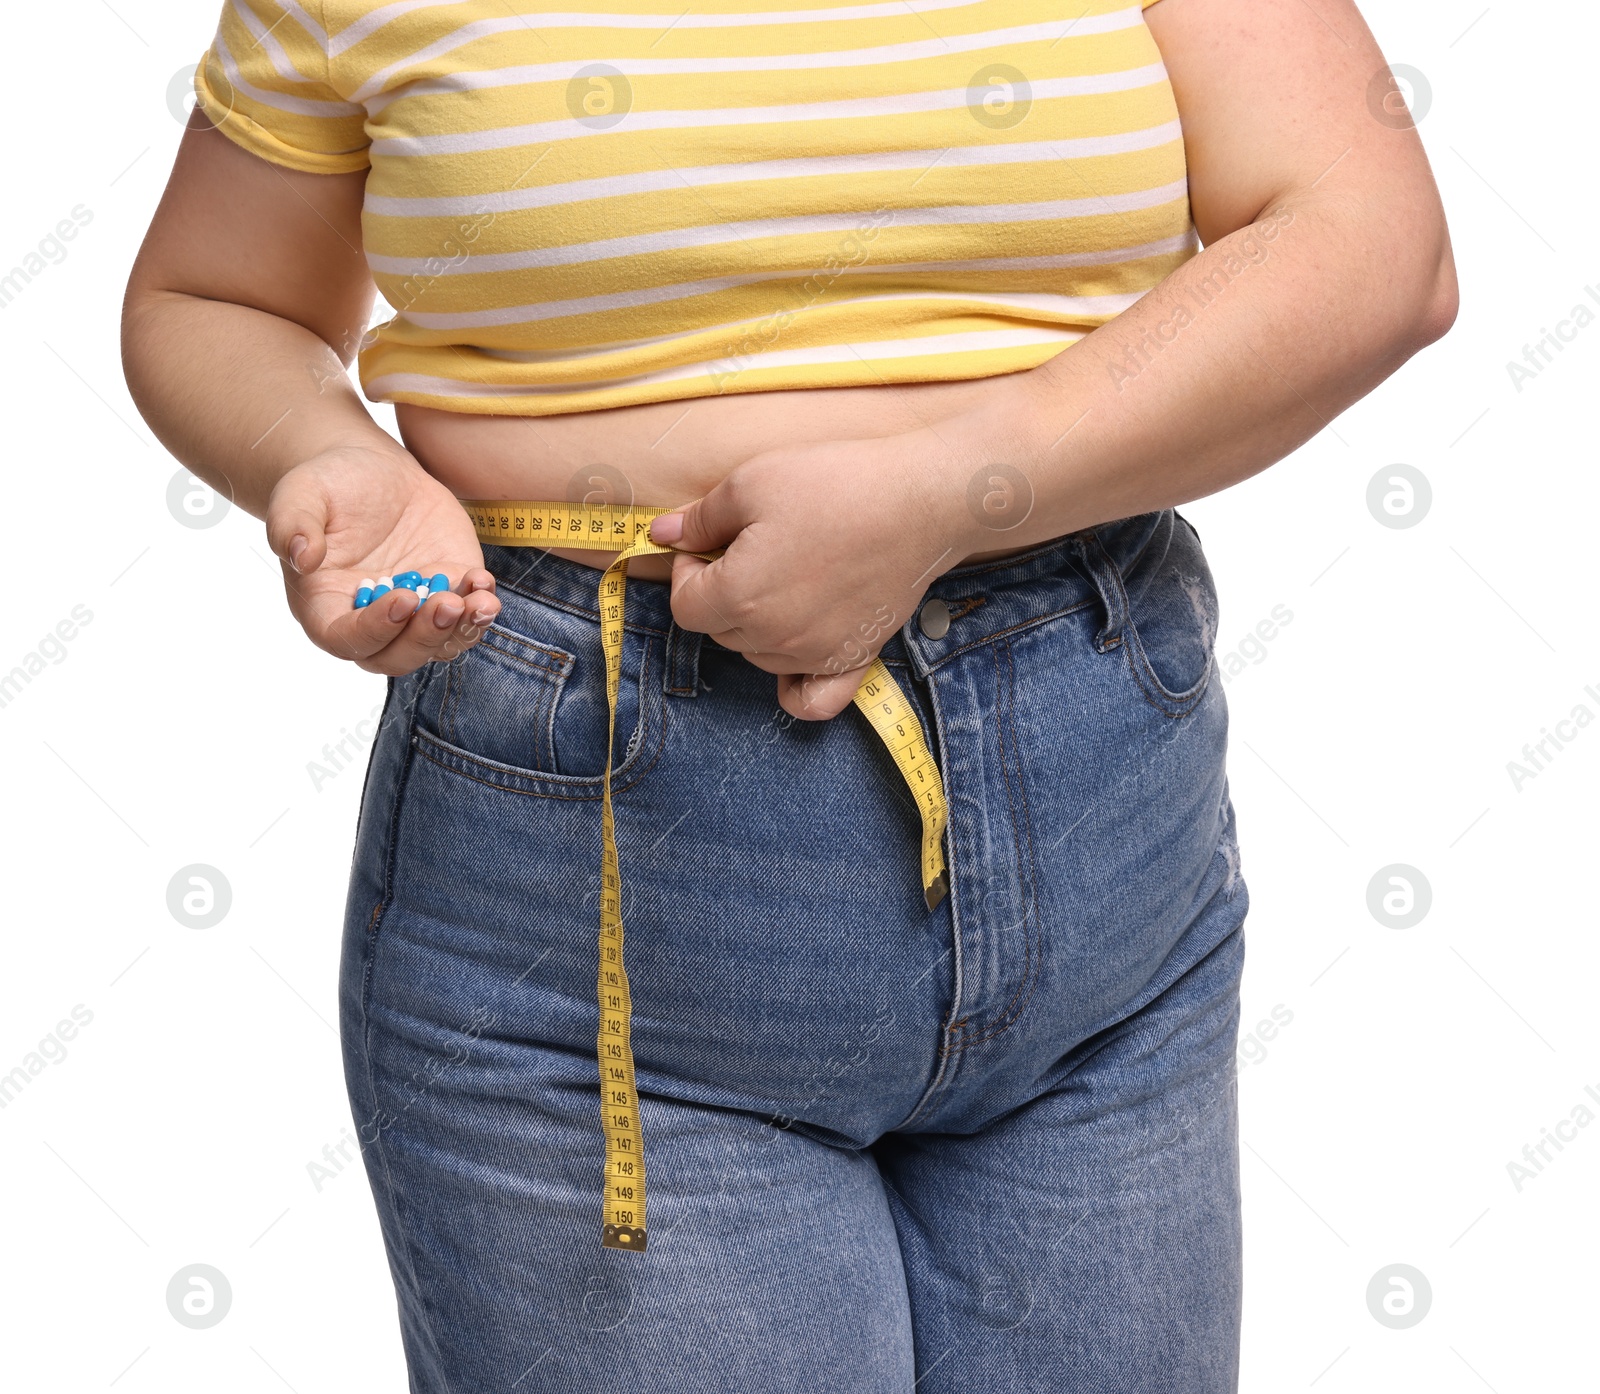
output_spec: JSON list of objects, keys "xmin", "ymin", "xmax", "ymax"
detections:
[{"xmin": 193, "ymin": 0, "xmax": 369, "ymax": 174}]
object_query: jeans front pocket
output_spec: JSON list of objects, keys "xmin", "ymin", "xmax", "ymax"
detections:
[
  {"xmin": 1072, "ymin": 512, "xmax": 1218, "ymax": 719},
  {"xmin": 410, "ymin": 593, "xmax": 662, "ymax": 790},
  {"xmin": 417, "ymin": 623, "xmax": 574, "ymax": 776}
]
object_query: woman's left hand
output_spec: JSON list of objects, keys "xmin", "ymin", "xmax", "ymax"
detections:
[{"xmin": 650, "ymin": 433, "xmax": 968, "ymax": 721}]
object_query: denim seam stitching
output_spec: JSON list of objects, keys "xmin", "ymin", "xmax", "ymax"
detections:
[
  {"xmin": 452, "ymin": 655, "xmax": 470, "ymax": 743},
  {"xmin": 1120, "ymin": 630, "xmax": 1213, "ymax": 718},
  {"xmin": 898, "ymin": 1000, "xmax": 965, "ymax": 1127},
  {"xmin": 533, "ymin": 667, "xmax": 560, "ymax": 771},
  {"xmin": 350, "ymin": 676, "xmax": 399, "ymax": 859},
  {"xmin": 894, "ymin": 668, "xmax": 966, "ymax": 1130},
  {"xmin": 352, "ymin": 711, "xmax": 440, "ymax": 1368},
  {"xmin": 480, "ymin": 627, "xmax": 576, "ymax": 675},
  {"xmin": 355, "ymin": 753, "xmax": 458, "ymax": 1394},
  {"xmin": 412, "ymin": 722, "xmax": 666, "ymax": 801},
  {"xmin": 898, "ymin": 1031, "xmax": 964, "ymax": 1130},
  {"xmin": 664, "ymin": 623, "xmax": 700, "ymax": 696},
  {"xmin": 360, "ymin": 692, "xmax": 420, "ymax": 990},
  {"xmin": 440, "ymin": 658, "xmax": 457, "ymax": 745},
  {"xmin": 918, "ymin": 597, "xmax": 1098, "ymax": 671},
  {"xmin": 617, "ymin": 634, "xmax": 653, "ymax": 764},
  {"xmin": 949, "ymin": 636, "xmax": 1042, "ymax": 1048}
]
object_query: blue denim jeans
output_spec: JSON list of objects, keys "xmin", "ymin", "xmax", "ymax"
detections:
[{"xmin": 340, "ymin": 508, "xmax": 1248, "ymax": 1393}]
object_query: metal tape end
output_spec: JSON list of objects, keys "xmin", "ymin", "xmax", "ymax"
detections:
[
  {"xmin": 924, "ymin": 872, "xmax": 950, "ymax": 914},
  {"xmin": 602, "ymin": 1224, "xmax": 648, "ymax": 1253}
]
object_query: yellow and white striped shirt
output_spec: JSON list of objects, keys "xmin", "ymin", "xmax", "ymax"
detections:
[{"xmin": 195, "ymin": 0, "xmax": 1191, "ymax": 417}]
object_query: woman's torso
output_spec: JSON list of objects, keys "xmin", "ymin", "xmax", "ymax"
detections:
[
  {"xmin": 315, "ymin": 0, "xmax": 1191, "ymax": 578},
  {"xmin": 398, "ymin": 375, "xmax": 1035, "ymax": 579}
]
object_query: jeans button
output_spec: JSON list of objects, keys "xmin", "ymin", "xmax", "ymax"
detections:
[{"xmin": 918, "ymin": 598, "xmax": 951, "ymax": 640}]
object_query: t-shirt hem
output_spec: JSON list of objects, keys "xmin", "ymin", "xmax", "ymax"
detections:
[{"xmin": 360, "ymin": 344, "xmax": 1077, "ymax": 418}]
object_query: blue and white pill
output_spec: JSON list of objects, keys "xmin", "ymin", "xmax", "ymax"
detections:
[
  {"xmin": 428, "ymin": 572, "xmax": 450, "ymax": 593},
  {"xmin": 396, "ymin": 570, "xmax": 424, "ymax": 588},
  {"xmin": 354, "ymin": 578, "xmax": 376, "ymax": 610},
  {"xmin": 371, "ymin": 582, "xmax": 392, "ymax": 601}
]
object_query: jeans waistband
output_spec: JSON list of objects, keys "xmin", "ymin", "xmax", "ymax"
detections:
[{"xmin": 481, "ymin": 510, "xmax": 1174, "ymax": 688}]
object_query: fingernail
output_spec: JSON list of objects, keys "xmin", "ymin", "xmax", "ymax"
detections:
[
  {"xmin": 649, "ymin": 512, "xmax": 683, "ymax": 545},
  {"xmin": 433, "ymin": 602, "xmax": 461, "ymax": 630},
  {"xmin": 471, "ymin": 610, "xmax": 494, "ymax": 627},
  {"xmin": 288, "ymin": 535, "xmax": 309, "ymax": 572},
  {"xmin": 387, "ymin": 595, "xmax": 412, "ymax": 622}
]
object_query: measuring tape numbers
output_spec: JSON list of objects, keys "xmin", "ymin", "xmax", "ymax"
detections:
[{"xmin": 461, "ymin": 499, "xmax": 949, "ymax": 1251}]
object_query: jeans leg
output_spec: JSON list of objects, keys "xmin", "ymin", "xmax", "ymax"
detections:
[
  {"xmin": 343, "ymin": 908, "xmax": 918, "ymax": 1394},
  {"xmin": 873, "ymin": 922, "xmax": 1246, "ymax": 1394}
]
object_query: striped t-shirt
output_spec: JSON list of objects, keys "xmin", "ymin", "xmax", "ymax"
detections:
[{"xmin": 194, "ymin": 0, "xmax": 1193, "ymax": 417}]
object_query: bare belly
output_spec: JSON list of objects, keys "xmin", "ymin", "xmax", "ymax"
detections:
[{"xmin": 396, "ymin": 374, "xmax": 1042, "ymax": 583}]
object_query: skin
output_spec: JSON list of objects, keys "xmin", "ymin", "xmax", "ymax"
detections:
[{"xmin": 123, "ymin": 0, "xmax": 1456, "ymax": 720}]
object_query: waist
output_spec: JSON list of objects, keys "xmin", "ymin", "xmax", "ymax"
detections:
[
  {"xmin": 401, "ymin": 372, "xmax": 1052, "ymax": 577},
  {"xmin": 481, "ymin": 507, "xmax": 1180, "ymax": 661}
]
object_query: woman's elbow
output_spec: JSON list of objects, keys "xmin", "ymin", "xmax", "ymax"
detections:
[
  {"xmin": 1414, "ymin": 228, "xmax": 1461, "ymax": 348},
  {"xmin": 1330, "ymin": 181, "xmax": 1460, "ymax": 356}
]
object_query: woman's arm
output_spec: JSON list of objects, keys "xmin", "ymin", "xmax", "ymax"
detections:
[
  {"xmin": 122, "ymin": 108, "xmax": 389, "ymax": 514},
  {"xmin": 962, "ymin": 0, "xmax": 1459, "ymax": 537},
  {"xmin": 656, "ymin": 0, "xmax": 1458, "ymax": 718},
  {"xmin": 122, "ymin": 109, "xmax": 499, "ymax": 671}
]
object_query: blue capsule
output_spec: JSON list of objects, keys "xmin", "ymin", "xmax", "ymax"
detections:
[{"xmin": 359, "ymin": 570, "xmax": 451, "ymax": 610}]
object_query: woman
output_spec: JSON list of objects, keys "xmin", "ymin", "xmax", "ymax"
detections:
[{"xmin": 123, "ymin": 0, "xmax": 1455, "ymax": 1388}]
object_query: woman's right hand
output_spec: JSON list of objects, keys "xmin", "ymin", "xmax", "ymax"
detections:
[{"xmin": 265, "ymin": 442, "xmax": 502, "ymax": 675}]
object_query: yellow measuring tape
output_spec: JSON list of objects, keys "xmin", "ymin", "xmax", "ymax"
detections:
[{"xmin": 462, "ymin": 499, "xmax": 949, "ymax": 1251}]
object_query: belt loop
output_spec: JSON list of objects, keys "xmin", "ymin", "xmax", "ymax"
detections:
[
  {"xmin": 1069, "ymin": 530, "xmax": 1130, "ymax": 653},
  {"xmin": 664, "ymin": 620, "xmax": 702, "ymax": 697}
]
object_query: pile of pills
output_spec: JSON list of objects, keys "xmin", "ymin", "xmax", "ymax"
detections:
[{"xmin": 355, "ymin": 570, "xmax": 451, "ymax": 610}]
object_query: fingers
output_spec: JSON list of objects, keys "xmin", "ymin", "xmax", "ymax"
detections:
[
  {"xmin": 312, "ymin": 574, "xmax": 501, "ymax": 674},
  {"xmin": 663, "ymin": 549, "xmax": 756, "ymax": 646},
  {"xmin": 266, "ymin": 469, "xmax": 330, "ymax": 575},
  {"xmin": 364, "ymin": 591, "xmax": 502, "ymax": 675},
  {"xmin": 776, "ymin": 668, "xmax": 868, "ymax": 722},
  {"xmin": 648, "ymin": 474, "xmax": 747, "ymax": 554}
]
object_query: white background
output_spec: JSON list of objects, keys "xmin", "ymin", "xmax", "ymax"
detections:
[{"xmin": 1, "ymin": 1, "xmax": 1595, "ymax": 1389}]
